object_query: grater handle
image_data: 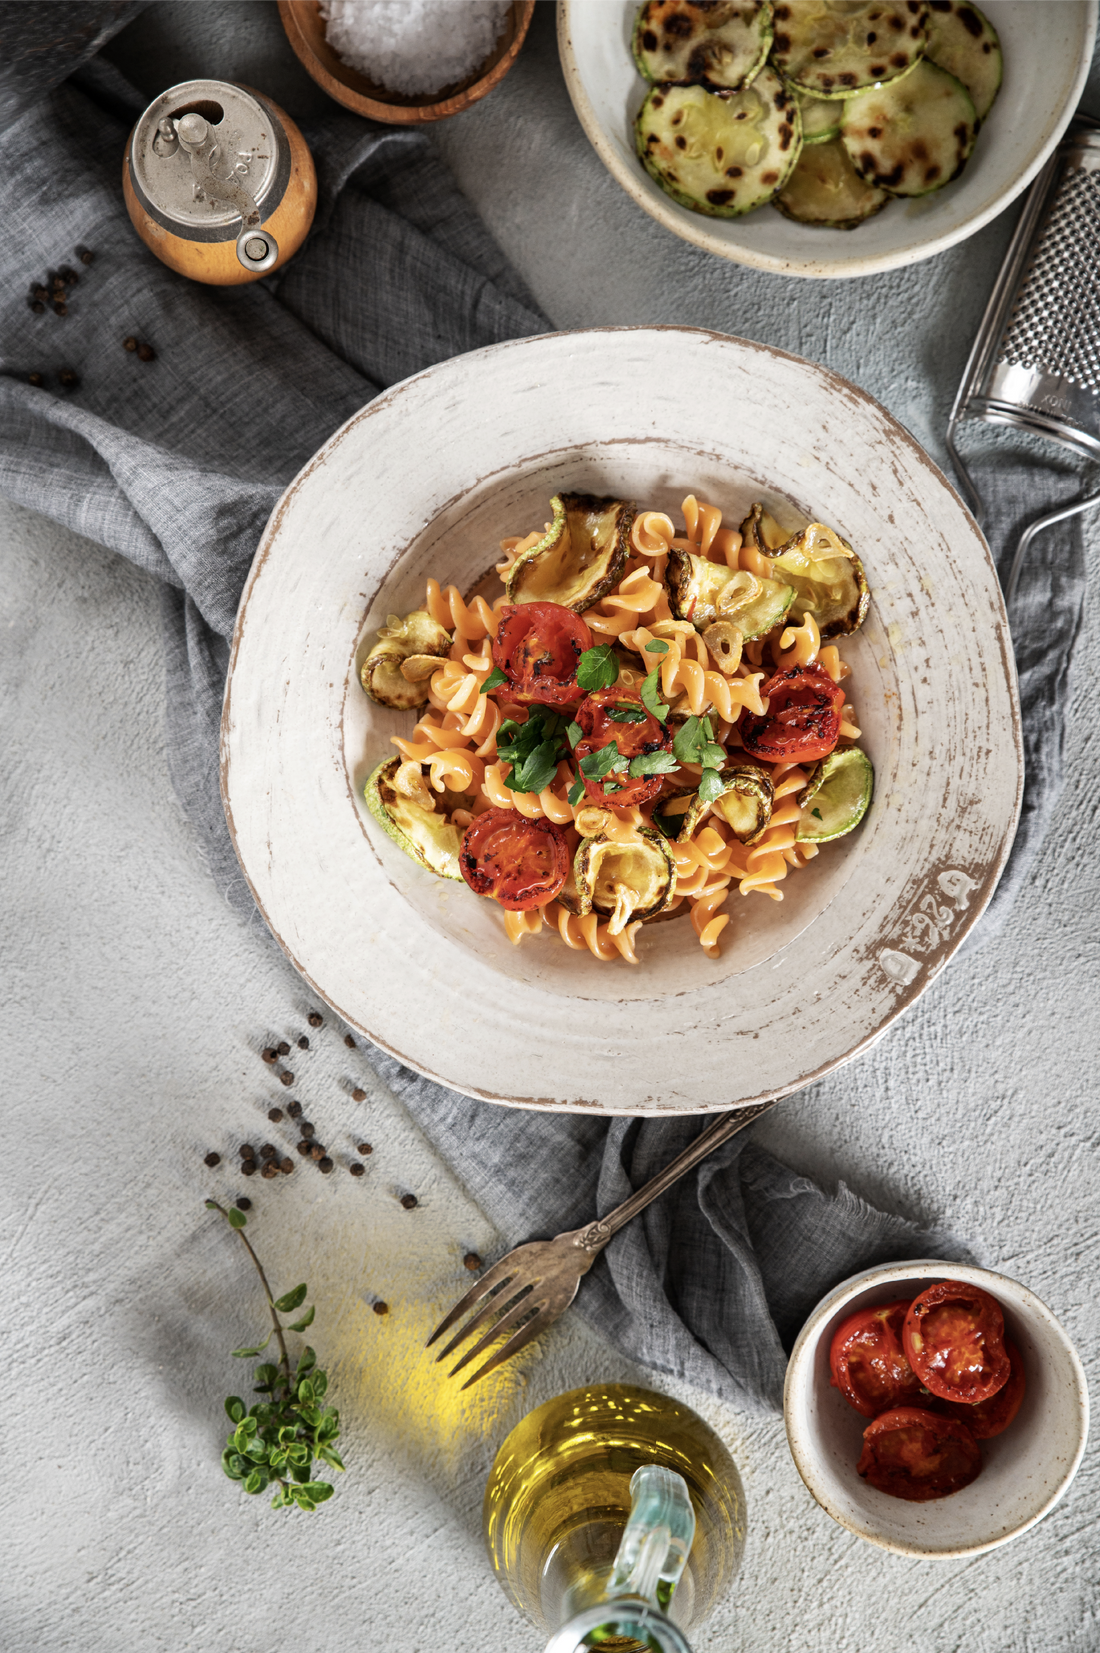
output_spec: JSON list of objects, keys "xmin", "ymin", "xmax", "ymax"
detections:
[{"xmin": 1005, "ymin": 488, "xmax": 1100, "ymax": 608}]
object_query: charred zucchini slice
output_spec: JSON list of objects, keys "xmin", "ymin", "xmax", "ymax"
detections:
[
  {"xmin": 774, "ymin": 137, "xmax": 889, "ymax": 227},
  {"xmin": 364, "ymin": 757, "xmax": 463, "ymax": 879},
  {"xmin": 842, "ymin": 58, "xmax": 977, "ymax": 196},
  {"xmin": 574, "ymin": 829, "xmax": 676, "ymax": 931},
  {"xmin": 710, "ymin": 764, "xmax": 775, "ymax": 843},
  {"xmin": 771, "ymin": 1, "xmax": 930, "ymax": 98},
  {"xmin": 796, "ymin": 91, "xmax": 842, "ymax": 144},
  {"xmin": 360, "ymin": 609, "xmax": 452, "ymax": 711},
  {"xmin": 925, "ymin": 0, "xmax": 1001, "ymax": 122},
  {"xmin": 505, "ymin": 493, "xmax": 634, "ymax": 613},
  {"xmin": 632, "ymin": 0, "xmax": 774, "ymax": 92},
  {"xmin": 796, "ymin": 746, "xmax": 873, "ymax": 841},
  {"xmin": 739, "ymin": 501, "xmax": 787, "ymax": 551},
  {"xmin": 635, "ymin": 68, "xmax": 801, "ymax": 218},
  {"xmin": 765, "ymin": 523, "xmax": 870, "ymax": 637},
  {"xmin": 667, "ymin": 549, "xmax": 794, "ymax": 637}
]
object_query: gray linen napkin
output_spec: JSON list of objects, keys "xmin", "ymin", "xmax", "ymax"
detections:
[{"xmin": 1, "ymin": 56, "xmax": 1048, "ymax": 1414}]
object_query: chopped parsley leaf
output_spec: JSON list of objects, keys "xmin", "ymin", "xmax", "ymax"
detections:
[
  {"xmin": 579, "ymin": 743, "xmax": 629, "ymax": 780},
  {"xmin": 565, "ymin": 720, "xmax": 583, "ymax": 750},
  {"xmin": 496, "ymin": 708, "xmax": 569, "ymax": 794},
  {"xmin": 697, "ymin": 768, "xmax": 727, "ymax": 804},
  {"xmin": 639, "ymin": 668, "xmax": 669, "ymax": 724},
  {"xmin": 568, "ymin": 778, "xmax": 585, "ymax": 807},
  {"xmin": 628, "ymin": 749, "xmax": 680, "ymax": 778},
  {"xmin": 644, "ymin": 639, "xmax": 669, "ymax": 655},
  {"xmin": 576, "ymin": 644, "xmax": 619, "ymax": 692},
  {"xmin": 478, "ymin": 666, "xmax": 506, "ymax": 695},
  {"xmin": 811, "ymin": 807, "xmax": 823, "ymax": 820},
  {"xmin": 608, "ymin": 704, "xmax": 647, "ymax": 723}
]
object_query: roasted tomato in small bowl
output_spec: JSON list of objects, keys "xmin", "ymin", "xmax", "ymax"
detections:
[{"xmin": 784, "ymin": 1261, "xmax": 1088, "ymax": 1558}]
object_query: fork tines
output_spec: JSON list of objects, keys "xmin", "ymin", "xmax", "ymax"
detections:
[{"xmin": 426, "ymin": 1250, "xmax": 549, "ymax": 1390}]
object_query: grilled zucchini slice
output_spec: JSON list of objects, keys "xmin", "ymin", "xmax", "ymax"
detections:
[
  {"xmin": 797, "ymin": 90, "xmax": 843, "ymax": 144},
  {"xmin": 766, "ymin": 523, "xmax": 870, "ymax": 637},
  {"xmin": 796, "ymin": 746, "xmax": 873, "ymax": 841},
  {"xmin": 574, "ymin": 829, "xmax": 677, "ymax": 931},
  {"xmin": 632, "ymin": 0, "xmax": 774, "ymax": 91},
  {"xmin": 365, "ymin": 757, "xmax": 463, "ymax": 879},
  {"xmin": 505, "ymin": 493, "xmax": 634, "ymax": 613},
  {"xmin": 774, "ymin": 137, "xmax": 889, "ymax": 227},
  {"xmin": 771, "ymin": 1, "xmax": 929, "ymax": 98},
  {"xmin": 667, "ymin": 549, "xmax": 794, "ymax": 635},
  {"xmin": 360, "ymin": 609, "xmax": 452, "ymax": 711},
  {"xmin": 925, "ymin": 0, "xmax": 1001, "ymax": 122},
  {"xmin": 636, "ymin": 67, "xmax": 801, "ymax": 218},
  {"xmin": 652, "ymin": 765, "xmax": 773, "ymax": 843},
  {"xmin": 842, "ymin": 58, "xmax": 977, "ymax": 195}
]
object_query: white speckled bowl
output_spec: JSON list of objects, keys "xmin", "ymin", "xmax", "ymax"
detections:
[
  {"xmin": 784, "ymin": 1261, "xmax": 1090, "ymax": 1556},
  {"xmin": 558, "ymin": 0, "xmax": 1097, "ymax": 279}
]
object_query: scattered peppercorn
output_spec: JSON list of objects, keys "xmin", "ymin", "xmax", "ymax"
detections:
[
  {"xmin": 400, "ymin": 1194, "xmax": 418, "ymax": 1210},
  {"xmin": 287, "ymin": 1101, "xmax": 303, "ymax": 1119},
  {"xmin": 357, "ymin": 1142, "xmax": 373, "ymax": 1156},
  {"xmin": 319, "ymin": 1157, "xmax": 334, "ymax": 1173},
  {"xmin": 463, "ymin": 1252, "xmax": 482, "ymax": 1271},
  {"xmin": 124, "ymin": 336, "xmax": 138, "ymax": 352},
  {"xmin": 277, "ymin": 1041, "xmax": 291, "ymax": 1056},
  {"xmin": 297, "ymin": 1035, "xmax": 309, "ymax": 1050},
  {"xmin": 204, "ymin": 1151, "xmax": 221, "ymax": 1168},
  {"xmin": 351, "ymin": 1088, "xmax": 366, "ymax": 1102},
  {"xmin": 53, "ymin": 302, "xmax": 68, "ymax": 317},
  {"xmin": 235, "ymin": 1197, "xmax": 252, "ymax": 1211},
  {"xmin": 242, "ymin": 1161, "xmax": 256, "ymax": 1176},
  {"xmin": 344, "ymin": 1034, "xmax": 356, "ymax": 1048},
  {"xmin": 279, "ymin": 1158, "xmax": 294, "ymax": 1174},
  {"xmin": 58, "ymin": 368, "xmax": 79, "ymax": 389},
  {"xmin": 32, "ymin": 284, "xmax": 48, "ymax": 302},
  {"xmin": 137, "ymin": 342, "xmax": 156, "ymax": 363},
  {"xmin": 301, "ymin": 1122, "xmax": 315, "ymax": 1139},
  {"xmin": 59, "ymin": 266, "xmax": 77, "ymax": 284},
  {"xmin": 239, "ymin": 1144, "xmax": 256, "ymax": 1159},
  {"xmin": 307, "ymin": 1011, "xmax": 323, "ymax": 1027},
  {"xmin": 261, "ymin": 1046, "xmax": 277, "ymax": 1063},
  {"xmin": 27, "ymin": 371, "xmax": 44, "ymax": 385},
  {"xmin": 267, "ymin": 1108, "xmax": 283, "ymax": 1123},
  {"xmin": 261, "ymin": 1162, "xmax": 278, "ymax": 1179},
  {"xmin": 280, "ymin": 1072, "xmax": 294, "ymax": 1087},
  {"xmin": 372, "ymin": 1300, "xmax": 388, "ymax": 1316},
  {"xmin": 77, "ymin": 246, "xmax": 94, "ymax": 266},
  {"xmin": 28, "ymin": 298, "xmax": 45, "ymax": 314},
  {"xmin": 349, "ymin": 1162, "xmax": 365, "ymax": 1177},
  {"xmin": 309, "ymin": 1145, "xmax": 324, "ymax": 1161},
  {"xmin": 259, "ymin": 1144, "xmax": 277, "ymax": 1161},
  {"xmin": 297, "ymin": 1140, "xmax": 311, "ymax": 1156}
]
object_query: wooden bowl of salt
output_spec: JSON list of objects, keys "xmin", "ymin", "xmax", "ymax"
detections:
[{"xmin": 278, "ymin": 0, "xmax": 535, "ymax": 124}]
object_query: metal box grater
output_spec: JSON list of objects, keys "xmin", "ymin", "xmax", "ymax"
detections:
[{"xmin": 947, "ymin": 115, "xmax": 1100, "ymax": 601}]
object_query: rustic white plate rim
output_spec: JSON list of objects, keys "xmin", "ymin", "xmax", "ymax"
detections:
[{"xmin": 220, "ymin": 325, "xmax": 1022, "ymax": 1116}]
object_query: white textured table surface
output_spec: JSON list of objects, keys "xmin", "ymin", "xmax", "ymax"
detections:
[{"xmin": 4, "ymin": 5, "xmax": 1099, "ymax": 1650}]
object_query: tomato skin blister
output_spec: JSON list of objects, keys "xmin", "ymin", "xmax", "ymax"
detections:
[
  {"xmin": 902, "ymin": 1281, "xmax": 1011, "ymax": 1405},
  {"xmin": 829, "ymin": 1298, "xmax": 924, "ymax": 1418},
  {"xmin": 459, "ymin": 809, "xmax": 570, "ymax": 910},
  {"xmin": 857, "ymin": 1406, "xmax": 983, "ymax": 1502}
]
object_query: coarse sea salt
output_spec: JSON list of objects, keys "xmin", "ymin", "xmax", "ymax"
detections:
[{"xmin": 320, "ymin": 0, "xmax": 510, "ymax": 97}]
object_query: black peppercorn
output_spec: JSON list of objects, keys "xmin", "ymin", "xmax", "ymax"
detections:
[
  {"xmin": 463, "ymin": 1252, "xmax": 482, "ymax": 1270},
  {"xmin": 27, "ymin": 371, "xmax": 44, "ymax": 385},
  {"xmin": 307, "ymin": 1011, "xmax": 323, "ymax": 1027},
  {"xmin": 400, "ymin": 1193, "xmax": 418, "ymax": 1210},
  {"xmin": 29, "ymin": 298, "xmax": 45, "ymax": 314},
  {"xmin": 241, "ymin": 1161, "xmax": 256, "ymax": 1176},
  {"xmin": 349, "ymin": 1162, "xmax": 365, "ymax": 1177},
  {"xmin": 59, "ymin": 266, "xmax": 77, "ymax": 284},
  {"xmin": 344, "ymin": 1034, "xmax": 356, "ymax": 1048},
  {"xmin": 204, "ymin": 1151, "xmax": 221, "ymax": 1168},
  {"xmin": 309, "ymin": 1144, "xmax": 324, "ymax": 1161},
  {"xmin": 77, "ymin": 246, "xmax": 94, "ymax": 265},
  {"xmin": 58, "ymin": 368, "xmax": 79, "ymax": 388},
  {"xmin": 297, "ymin": 1035, "xmax": 309, "ymax": 1050},
  {"xmin": 239, "ymin": 1144, "xmax": 256, "ymax": 1160},
  {"xmin": 53, "ymin": 302, "xmax": 68, "ymax": 317},
  {"xmin": 261, "ymin": 1047, "xmax": 277, "ymax": 1063},
  {"xmin": 280, "ymin": 1071, "xmax": 294, "ymax": 1087},
  {"xmin": 373, "ymin": 1300, "xmax": 388, "ymax": 1315},
  {"xmin": 277, "ymin": 1041, "xmax": 291, "ymax": 1055},
  {"xmin": 318, "ymin": 1157, "xmax": 334, "ymax": 1173},
  {"xmin": 267, "ymin": 1108, "xmax": 283, "ymax": 1123},
  {"xmin": 124, "ymin": 336, "xmax": 138, "ymax": 352},
  {"xmin": 287, "ymin": 1101, "xmax": 302, "ymax": 1119},
  {"xmin": 259, "ymin": 1144, "xmax": 277, "ymax": 1160},
  {"xmin": 261, "ymin": 1162, "xmax": 278, "ymax": 1180},
  {"xmin": 137, "ymin": 342, "xmax": 156, "ymax": 363},
  {"xmin": 279, "ymin": 1158, "xmax": 294, "ymax": 1174},
  {"xmin": 300, "ymin": 1122, "xmax": 315, "ymax": 1138},
  {"xmin": 356, "ymin": 1142, "xmax": 373, "ymax": 1156},
  {"xmin": 33, "ymin": 285, "xmax": 48, "ymax": 302},
  {"xmin": 297, "ymin": 1140, "xmax": 311, "ymax": 1156},
  {"xmin": 235, "ymin": 1197, "xmax": 252, "ymax": 1212},
  {"xmin": 352, "ymin": 1088, "xmax": 366, "ymax": 1102}
]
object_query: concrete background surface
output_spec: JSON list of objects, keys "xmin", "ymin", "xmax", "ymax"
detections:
[{"xmin": 3, "ymin": 4, "xmax": 1099, "ymax": 1650}]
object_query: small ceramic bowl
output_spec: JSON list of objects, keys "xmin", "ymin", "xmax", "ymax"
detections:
[
  {"xmin": 278, "ymin": 0, "xmax": 535, "ymax": 124},
  {"xmin": 784, "ymin": 1261, "xmax": 1089, "ymax": 1557}
]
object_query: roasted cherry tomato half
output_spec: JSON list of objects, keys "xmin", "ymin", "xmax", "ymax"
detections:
[
  {"xmin": 857, "ymin": 1406, "xmax": 982, "ymax": 1502},
  {"xmin": 739, "ymin": 664, "xmax": 844, "ymax": 764},
  {"xmin": 459, "ymin": 809, "xmax": 570, "ymax": 911},
  {"xmin": 491, "ymin": 602, "xmax": 592, "ymax": 707},
  {"xmin": 574, "ymin": 688, "xmax": 673, "ymax": 807},
  {"xmin": 829, "ymin": 1298, "xmax": 924, "ymax": 1418},
  {"xmin": 902, "ymin": 1280, "xmax": 1011, "ymax": 1405},
  {"xmin": 939, "ymin": 1341, "xmax": 1026, "ymax": 1439}
]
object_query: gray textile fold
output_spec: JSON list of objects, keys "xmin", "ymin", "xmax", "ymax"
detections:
[{"xmin": 4, "ymin": 51, "xmax": 1074, "ymax": 1413}]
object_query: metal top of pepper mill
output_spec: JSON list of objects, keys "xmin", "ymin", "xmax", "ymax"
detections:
[{"xmin": 128, "ymin": 80, "xmax": 291, "ymax": 270}]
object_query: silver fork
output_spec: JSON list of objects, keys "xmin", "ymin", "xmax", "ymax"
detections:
[{"xmin": 425, "ymin": 1096, "xmax": 779, "ymax": 1389}]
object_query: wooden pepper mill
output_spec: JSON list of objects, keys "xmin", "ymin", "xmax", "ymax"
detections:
[{"xmin": 123, "ymin": 79, "xmax": 317, "ymax": 284}]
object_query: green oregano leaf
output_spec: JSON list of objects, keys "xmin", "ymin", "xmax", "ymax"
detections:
[
  {"xmin": 225, "ymin": 1396, "xmax": 246, "ymax": 1424},
  {"xmin": 227, "ymin": 1207, "xmax": 247, "ymax": 1230},
  {"xmin": 289, "ymin": 1305, "xmax": 315, "ymax": 1332},
  {"xmin": 274, "ymin": 1283, "xmax": 308, "ymax": 1314},
  {"xmin": 231, "ymin": 1333, "xmax": 271, "ymax": 1358}
]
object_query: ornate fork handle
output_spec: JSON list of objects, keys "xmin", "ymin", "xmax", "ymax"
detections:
[{"xmin": 573, "ymin": 1097, "xmax": 779, "ymax": 1253}]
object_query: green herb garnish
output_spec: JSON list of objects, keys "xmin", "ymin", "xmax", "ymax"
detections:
[
  {"xmin": 566, "ymin": 720, "xmax": 583, "ymax": 750},
  {"xmin": 608, "ymin": 704, "xmax": 647, "ymax": 723},
  {"xmin": 576, "ymin": 644, "xmax": 619, "ymax": 692},
  {"xmin": 497, "ymin": 708, "xmax": 570, "ymax": 794},
  {"xmin": 812, "ymin": 807, "xmax": 822, "ymax": 820},
  {"xmin": 697, "ymin": 768, "xmax": 727, "ymax": 804},
  {"xmin": 579, "ymin": 743, "xmax": 630, "ymax": 780},
  {"xmin": 644, "ymin": 639, "xmax": 670, "ymax": 655},
  {"xmin": 567, "ymin": 778, "xmax": 585, "ymax": 807},
  {"xmin": 639, "ymin": 668, "xmax": 669, "ymax": 724},
  {"xmin": 207, "ymin": 1201, "xmax": 344, "ymax": 1513},
  {"xmin": 479, "ymin": 666, "xmax": 507, "ymax": 695},
  {"xmin": 628, "ymin": 750, "xmax": 680, "ymax": 778}
]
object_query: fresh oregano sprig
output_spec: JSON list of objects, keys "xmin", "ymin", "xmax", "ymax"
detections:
[{"xmin": 206, "ymin": 1200, "xmax": 345, "ymax": 1512}]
